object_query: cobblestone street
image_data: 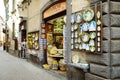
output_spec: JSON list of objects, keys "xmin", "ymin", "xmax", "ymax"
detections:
[{"xmin": 0, "ymin": 47, "xmax": 67, "ymax": 80}]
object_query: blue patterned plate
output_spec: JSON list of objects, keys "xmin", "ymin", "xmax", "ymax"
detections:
[{"xmin": 82, "ymin": 22, "xmax": 89, "ymax": 31}]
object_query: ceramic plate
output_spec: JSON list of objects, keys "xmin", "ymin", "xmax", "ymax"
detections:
[
  {"xmin": 78, "ymin": 37, "xmax": 81, "ymax": 43},
  {"xmin": 90, "ymin": 46, "xmax": 95, "ymax": 52},
  {"xmin": 89, "ymin": 39, "xmax": 95, "ymax": 46},
  {"xmin": 90, "ymin": 32, "xmax": 96, "ymax": 39},
  {"xmin": 82, "ymin": 22, "xmax": 89, "ymax": 31},
  {"xmin": 71, "ymin": 25, "xmax": 74, "ymax": 31},
  {"xmin": 89, "ymin": 20, "xmax": 97, "ymax": 31},
  {"xmin": 79, "ymin": 44, "xmax": 82, "ymax": 50},
  {"xmin": 82, "ymin": 43, "xmax": 86, "ymax": 49},
  {"xmin": 75, "ymin": 31, "xmax": 78, "ymax": 38},
  {"xmin": 75, "ymin": 44, "xmax": 79, "ymax": 49},
  {"xmin": 71, "ymin": 14, "xmax": 75, "ymax": 24},
  {"xmin": 71, "ymin": 33, "xmax": 74, "ymax": 38},
  {"xmin": 83, "ymin": 8, "xmax": 94, "ymax": 21},
  {"xmin": 74, "ymin": 24, "xmax": 78, "ymax": 30},
  {"xmin": 75, "ymin": 38, "xmax": 78, "ymax": 43},
  {"xmin": 86, "ymin": 44, "xmax": 90, "ymax": 51},
  {"xmin": 82, "ymin": 33, "xmax": 89, "ymax": 42},
  {"xmin": 76, "ymin": 13, "xmax": 82, "ymax": 23},
  {"xmin": 72, "ymin": 54, "xmax": 80, "ymax": 63}
]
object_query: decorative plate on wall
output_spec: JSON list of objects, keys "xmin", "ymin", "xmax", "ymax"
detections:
[
  {"xmin": 83, "ymin": 8, "xmax": 94, "ymax": 22},
  {"xmin": 90, "ymin": 32, "xmax": 96, "ymax": 39},
  {"xmin": 82, "ymin": 33, "xmax": 89, "ymax": 42},
  {"xmin": 82, "ymin": 22, "xmax": 89, "ymax": 31}
]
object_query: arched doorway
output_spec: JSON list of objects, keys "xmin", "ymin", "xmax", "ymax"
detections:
[{"xmin": 40, "ymin": 0, "xmax": 67, "ymax": 76}]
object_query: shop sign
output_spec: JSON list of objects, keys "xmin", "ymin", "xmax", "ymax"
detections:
[
  {"xmin": 72, "ymin": 0, "xmax": 90, "ymax": 13},
  {"xmin": 43, "ymin": 2, "xmax": 66, "ymax": 18}
]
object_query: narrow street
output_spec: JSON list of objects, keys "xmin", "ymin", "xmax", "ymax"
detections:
[{"xmin": 0, "ymin": 47, "xmax": 67, "ymax": 80}]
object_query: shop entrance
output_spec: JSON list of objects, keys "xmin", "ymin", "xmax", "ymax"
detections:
[{"xmin": 41, "ymin": 0, "xmax": 66, "ymax": 76}]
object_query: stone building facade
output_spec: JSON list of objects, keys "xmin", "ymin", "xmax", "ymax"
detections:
[{"xmin": 4, "ymin": 0, "xmax": 120, "ymax": 80}]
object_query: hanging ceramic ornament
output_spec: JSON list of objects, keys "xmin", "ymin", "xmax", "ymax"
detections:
[
  {"xmin": 76, "ymin": 13, "xmax": 82, "ymax": 23},
  {"xmin": 79, "ymin": 26, "xmax": 83, "ymax": 37},
  {"xmin": 77, "ymin": 37, "xmax": 81, "ymax": 43},
  {"xmin": 90, "ymin": 46, "xmax": 95, "ymax": 52},
  {"xmin": 75, "ymin": 31, "xmax": 78, "ymax": 38},
  {"xmin": 71, "ymin": 14, "xmax": 75, "ymax": 24},
  {"xmin": 98, "ymin": 47, "xmax": 101, "ymax": 52},
  {"xmin": 97, "ymin": 11, "xmax": 101, "ymax": 19},
  {"xmin": 74, "ymin": 24, "xmax": 78, "ymax": 30},
  {"xmin": 89, "ymin": 39, "xmax": 95, "ymax": 46},
  {"xmin": 89, "ymin": 20, "xmax": 97, "ymax": 31},
  {"xmin": 79, "ymin": 44, "xmax": 82, "ymax": 50},
  {"xmin": 98, "ymin": 37, "xmax": 101, "ymax": 41},
  {"xmin": 97, "ymin": 26, "xmax": 101, "ymax": 31},
  {"xmin": 90, "ymin": 32, "xmax": 96, "ymax": 39},
  {"xmin": 86, "ymin": 44, "xmax": 90, "ymax": 51},
  {"xmin": 75, "ymin": 44, "xmax": 79, "ymax": 49},
  {"xmin": 82, "ymin": 43, "xmax": 86, "ymax": 49},
  {"xmin": 97, "ymin": 20, "xmax": 101, "ymax": 25},
  {"xmin": 97, "ymin": 32, "xmax": 101, "ymax": 36}
]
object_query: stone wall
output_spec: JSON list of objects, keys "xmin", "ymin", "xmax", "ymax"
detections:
[{"xmin": 85, "ymin": 0, "xmax": 120, "ymax": 80}]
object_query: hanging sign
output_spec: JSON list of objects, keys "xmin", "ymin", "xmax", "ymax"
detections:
[{"xmin": 43, "ymin": 2, "xmax": 66, "ymax": 18}]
